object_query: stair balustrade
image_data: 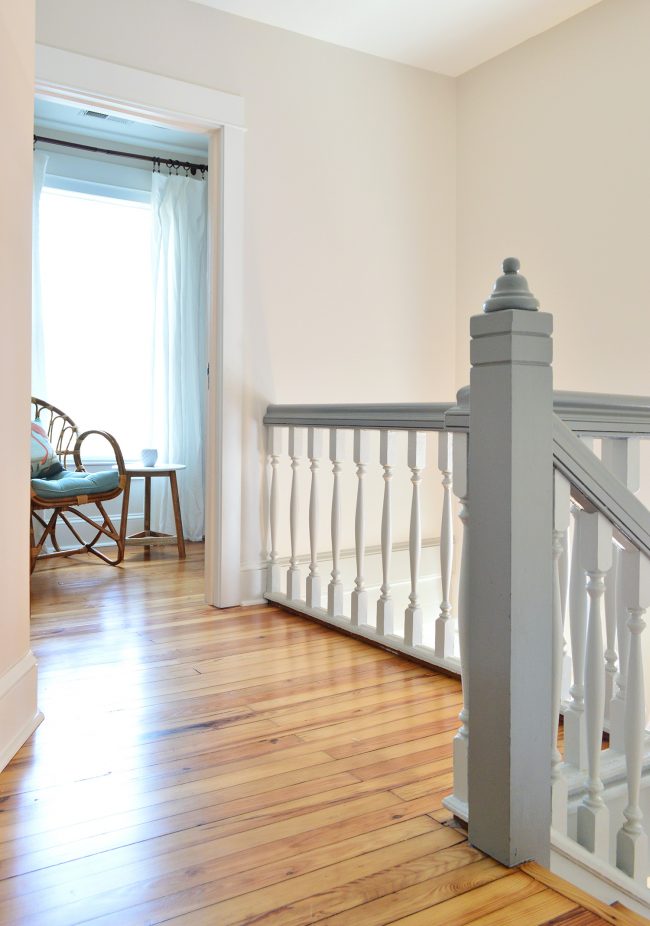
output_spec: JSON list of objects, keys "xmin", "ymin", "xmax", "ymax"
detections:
[{"xmin": 263, "ymin": 260, "xmax": 650, "ymax": 910}]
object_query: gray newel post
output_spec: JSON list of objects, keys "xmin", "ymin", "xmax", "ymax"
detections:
[{"xmin": 467, "ymin": 257, "xmax": 553, "ymax": 867}]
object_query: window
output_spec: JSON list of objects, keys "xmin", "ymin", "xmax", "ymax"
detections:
[{"xmin": 39, "ymin": 187, "xmax": 153, "ymax": 459}]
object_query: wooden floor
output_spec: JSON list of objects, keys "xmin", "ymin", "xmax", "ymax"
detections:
[{"xmin": 0, "ymin": 545, "xmax": 640, "ymax": 925}]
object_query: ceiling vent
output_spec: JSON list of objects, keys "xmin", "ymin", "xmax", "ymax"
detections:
[{"xmin": 78, "ymin": 110, "xmax": 132, "ymax": 126}]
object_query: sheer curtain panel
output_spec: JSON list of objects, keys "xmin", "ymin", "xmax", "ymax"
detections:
[{"xmin": 150, "ymin": 172, "xmax": 208, "ymax": 541}]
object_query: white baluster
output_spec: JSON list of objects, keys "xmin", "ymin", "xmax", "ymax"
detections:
[
  {"xmin": 559, "ymin": 526, "xmax": 570, "ymax": 626},
  {"xmin": 602, "ymin": 437, "xmax": 640, "ymax": 754},
  {"xmin": 305, "ymin": 428, "xmax": 322, "ymax": 609},
  {"xmin": 611, "ymin": 549, "xmax": 632, "ymax": 753},
  {"xmin": 376, "ymin": 431, "xmax": 396, "ymax": 637},
  {"xmin": 552, "ymin": 472, "xmax": 570, "ymax": 833},
  {"xmin": 564, "ymin": 503, "xmax": 588, "ymax": 769},
  {"xmin": 604, "ymin": 543, "xmax": 619, "ymax": 720},
  {"xmin": 616, "ymin": 548, "xmax": 650, "ymax": 882},
  {"xmin": 404, "ymin": 432, "xmax": 426, "ymax": 647},
  {"xmin": 560, "ymin": 525, "xmax": 572, "ymax": 703},
  {"xmin": 351, "ymin": 429, "xmax": 369, "ymax": 627},
  {"xmin": 286, "ymin": 427, "xmax": 303, "ymax": 601},
  {"xmin": 452, "ymin": 433, "xmax": 469, "ymax": 808},
  {"xmin": 435, "ymin": 432, "xmax": 454, "ymax": 658},
  {"xmin": 266, "ymin": 426, "xmax": 283, "ymax": 594},
  {"xmin": 327, "ymin": 429, "xmax": 345, "ymax": 617},
  {"xmin": 577, "ymin": 510, "xmax": 612, "ymax": 859}
]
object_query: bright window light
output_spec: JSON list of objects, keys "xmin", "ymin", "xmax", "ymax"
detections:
[{"xmin": 39, "ymin": 187, "xmax": 153, "ymax": 460}]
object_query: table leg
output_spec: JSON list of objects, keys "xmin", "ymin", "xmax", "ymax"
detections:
[
  {"xmin": 169, "ymin": 471, "xmax": 186, "ymax": 559},
  {"xmin": 144, "ymin": 475, "xmax": 152, "ymax": 559},
  {"xmin": 119, "ymin": 474, "xmax": 132, "ymax": 553}
]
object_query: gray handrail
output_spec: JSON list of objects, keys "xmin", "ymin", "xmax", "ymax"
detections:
[
  {"xmin": 263, "ymin": 402, "xmax": 454, "ymax": 430},
  {"xmin": 553, "ymin": 415, "xmax": 650, "ymax": 558},
  {"xmin": 554, "ymin": 391, "xmax": 650, "ymax": 436},
  {"xmin": 265, "ymin": 389, "xmax": 650, "ymax": 437}
]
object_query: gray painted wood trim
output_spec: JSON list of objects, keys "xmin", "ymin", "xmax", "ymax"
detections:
[
  {"xmin": 263, "ymin": 403, "xmax": 454, "ymax": 430},
  {"xmin": 265, "ymin": 390, "xmax": 650, "ymax": 437},
  {"xmin": 553, "ymin": 415, "xmax": 650, "ymax": 558},
  {"xmin": 467, "ymin": 308, "xmax": 553, "ymax": 867},
  {"xmin": 553, "ymin": 391, "xmax": 650, "ymax": 436}
]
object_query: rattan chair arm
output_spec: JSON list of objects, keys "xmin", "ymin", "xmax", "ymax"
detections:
[{"xmin": 73, "ymin": 430, "xmax": 126, "ymax": 474}]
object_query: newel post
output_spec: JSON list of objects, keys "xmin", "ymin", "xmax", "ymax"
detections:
[{"xmin": 468, "ymin": 258, "xmax": 553, "ymax": 866}]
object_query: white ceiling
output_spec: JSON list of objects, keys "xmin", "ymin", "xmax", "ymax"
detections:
[{"xmin": 191, "ymin": 0, "xmax": 602, "ymax": 76}]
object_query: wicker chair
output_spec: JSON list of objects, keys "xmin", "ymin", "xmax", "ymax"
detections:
[{"xmin": 30, "ymin": 398, "xmax": 127, "ymax": 573}]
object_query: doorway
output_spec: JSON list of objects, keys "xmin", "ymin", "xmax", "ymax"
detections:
[
  {"xmin": 34, "ymin": 98, "xmax": 210, "ymax": 560},
  {"xmin": 34, "ymin": 45, "xmax": 245, "ymax": 608}
]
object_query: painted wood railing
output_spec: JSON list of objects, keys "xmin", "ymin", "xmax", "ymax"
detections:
[
  {"xmin": 263, "ymin": 404, "xmax": 461, "ymax": 673},
  {"xmin": 263, "ymin": 260, "xmax": 650, "ymax": 905},
  {"xmin": 550, "ymin": 417, "xmax": 650, "ymax": 892}
]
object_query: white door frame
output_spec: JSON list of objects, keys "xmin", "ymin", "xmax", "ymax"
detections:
[{"xmin": 34, "ymin": 45, "xmax": 245, "ymax": 607}]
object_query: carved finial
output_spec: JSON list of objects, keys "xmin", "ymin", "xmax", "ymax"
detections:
[{"xmin": 483, "ymin": 257, "xmax": 539, "ymax": 313}]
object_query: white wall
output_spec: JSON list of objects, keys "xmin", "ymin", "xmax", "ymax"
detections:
[
  {"xmin": 0, "ymin": 0, "xmax": 42, "ymax": 770},
  {"xmin": 456, "ymin": 0, "xmax": 650, "ymax": 397},
  {"xmin": 36, "ymin": 0, "xmax": 458, "ymax": 592}
]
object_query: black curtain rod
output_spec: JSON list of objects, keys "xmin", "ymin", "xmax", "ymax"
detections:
[{"xmin": 33, "ymin": 134, "xmax": 208, "ymax": 176}]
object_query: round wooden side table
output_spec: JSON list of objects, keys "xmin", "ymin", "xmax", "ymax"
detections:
[{"xmin": 119, "ymin": 464, "xmax": 186, "ymax": 559}]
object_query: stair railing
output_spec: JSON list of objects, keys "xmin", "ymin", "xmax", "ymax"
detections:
[{"xmin": 263, "ymin": 259, "xmax": 650, "ymax": 899}]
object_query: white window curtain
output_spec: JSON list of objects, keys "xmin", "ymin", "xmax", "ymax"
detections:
[
  {"xmin": 150, "ymin": 172, "xmax": 208, "ymax": 542},
  {"xmin": 32, "ymin": 151, "xmax": 49, "ymax": 399}
]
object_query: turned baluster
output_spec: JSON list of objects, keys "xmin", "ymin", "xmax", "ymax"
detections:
[
  {"xmin": 286, "ymin": 427, "xmax": 303, "ymax": 601},
  {"xmin": 452, "ymin": 432, "xmax": 469, "ymax": 807},
  {"xmin": 552, "ymin": 472, "xmax": 570, "ymax": 833},
  {"xmin": 611, "ymin": 554, "xmax": 631, "ymax": 753},
  {"xmin": 616, "ymin": 548, "xmax": 650, "ymax": 882},
  {"xmin": 435, "ymin": 432, "xmax": 454, "ymax": 658},
  {"xmin": 602, "ymin": 438, "xmax": 640, "ymax": 753},
  {"xmin": 327, "ymin": 429, "xmax": 345, "ymax": 617},
  {"xmin": 603, "ymin": 543, "xmax": 619, "ymax": 720},
  {"xmin": 266, "ymin": 426, "xmax": 283, "ymax": 594},
  {"xmin": 305, "ymin": 427, "xmax": 322, "ymax": 609},
  {"xmin": 560, "ymin": 524, "xmax": 571, "ymax": 702},
  {"xmin": 351, "ymin": 429, "xmax": 369, "ymax": 627},
  {"xmin": 577, "ymin": 510, "xmax": 612, "ymax": 859},
  {"xmin": 404, "ymin": 432, "xmax": 426, "ymax": 647},
  {"xmin": 376, "ymin": 431, "xmax": 396, "ymax": 637},
  {"xmin": 564, "ymin": 502, "xmax": 588, "ymax": 769},
  {"xmin": 559, "ymin": 526, "xmax": 570, "ymax": 626}
]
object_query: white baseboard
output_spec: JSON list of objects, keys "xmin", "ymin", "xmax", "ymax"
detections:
[
  {"xmin": 36, "ymin": 511, "xmax": 143, "ymax": 552},
  {"xmin": 0, "ymin": 652, "xmax": 43, "ymax": 773},
  {"xmin": 242, "ymin": 537, "xmax": 443, "ymax": 608},
  {"xmin": 240, "ymin": 562, "xmax": 267, "ymax": 606}
]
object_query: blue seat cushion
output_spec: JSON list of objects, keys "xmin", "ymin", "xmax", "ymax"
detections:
[{"xmin": 31, "ymin": 469, "xmax": 121, "ymax": 501}]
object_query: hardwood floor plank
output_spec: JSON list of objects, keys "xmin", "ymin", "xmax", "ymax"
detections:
[
  {"xmin": 0, "ymin": 772, "xmax": 380, "ymax": 873},
  {"xmin": 0, "ymin": 742, "xmax": 454, "ymax": 846},
  {"xmin": 16, "ymin": 817, "xmax": 443, "ymax": 926},
  {"xmin": 541, "ymin": 910, "xmax": 613, "ymax": 926},
  {"xmin": 294, "ymin": 696, "xmax": 462, "ymax": 745},
  {"xmin": 316, "ymin": 857, "xmax": 511, "ymax": 926},
  {"xmin": 521, "ymin": 862, "xmax": 650, "ymax": 926},
  {"xmin": 383, "ymin": 874, "xmax": 547, "ymax": 925},
  {"xmin": 462, "ymin": 889, "xmax": 577, "ymax": 925},
  {"xmin": 127, "ymin": 829, "xmax": 471, "ymax": 926}
]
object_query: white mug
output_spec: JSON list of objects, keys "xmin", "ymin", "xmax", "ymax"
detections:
[{"xmin": 141, "ymin": 448, "xmax": 158, "ymax": 467}]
